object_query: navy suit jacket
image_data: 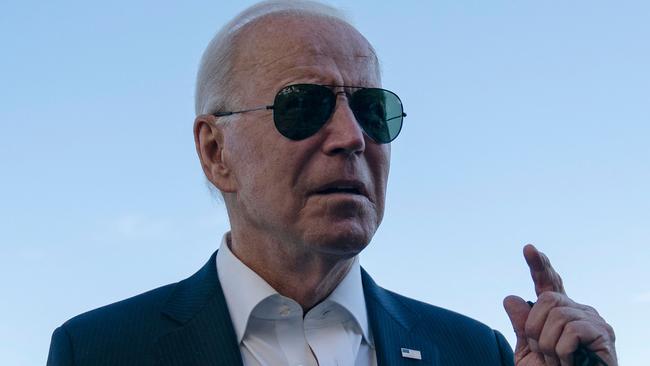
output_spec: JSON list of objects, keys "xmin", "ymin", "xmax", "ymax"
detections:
[{"xmin": 47, "ymin": 251, "xmax": 514, "ymax": 365}]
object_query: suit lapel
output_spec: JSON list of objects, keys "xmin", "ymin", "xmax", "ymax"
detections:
[
  {"xmin": 362, "ymin": 269, "xmax": 438, "ymax": 366},
  {"xmin": 155, "ymin": 251, "xmax": 243, "ymax": 366},
  {"xmin": 153, "ymin": 252, "xmax": 438, "ymax": 366}
]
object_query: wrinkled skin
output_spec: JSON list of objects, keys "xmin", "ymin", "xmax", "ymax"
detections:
[
  {"xmin": 194, "ymin": 14, "xmax": 388, "ymax": 310},
  {"xmin": 504, "ymin": 245, "xmax": 618, "ymax": 366}
]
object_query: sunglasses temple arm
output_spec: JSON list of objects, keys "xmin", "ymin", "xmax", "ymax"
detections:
[
  {"xmin": 213, "ymin": 105, "xmax": 274, "ymax": 117},
  {"xmin": 385, "ymin": 112, "xmax": 407, "ymax": 122}
]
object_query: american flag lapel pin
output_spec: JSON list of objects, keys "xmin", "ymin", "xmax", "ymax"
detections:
[{"xmin": 401, "ymin": 347, "xmax": 422, "ymax": 360}]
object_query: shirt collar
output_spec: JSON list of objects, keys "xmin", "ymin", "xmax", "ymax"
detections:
[
  {"xmin": 216, "ymin": 233, "xmax": 277, "ymax": 343},
  {"xmin": 325, "ymin": 252, "xmax": 374, "ymax": 347},
  {"xmin": 216, "ymin": 232, "xmax": 373, "ymax": 347}
]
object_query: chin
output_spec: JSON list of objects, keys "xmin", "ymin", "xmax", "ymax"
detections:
[{"xmin": 302, "ymin": 220, "xmax": 375, "ymax": 257}]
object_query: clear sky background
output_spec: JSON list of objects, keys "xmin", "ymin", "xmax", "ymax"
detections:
[{"xmin": 1, "ymin": 1, "xmax": 648, "ymax": 364}]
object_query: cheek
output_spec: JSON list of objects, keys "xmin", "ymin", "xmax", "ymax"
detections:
[
  {"xmin": 382, "ymin": 145, "xmax": 391, "ymax": 176},
  {"xmin": 224, "ymin": 126, "xmax": 266, "ymax": 192},
  {"xmin": 227, "ymin": 126, "xmax": 302, "ymax": 200},
  {"xmin": 371, "ymin": 145, "xmax": 391, "ymax": 191}
]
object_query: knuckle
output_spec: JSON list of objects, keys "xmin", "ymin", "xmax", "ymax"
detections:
[
  {"xmin": 538, "ymin": 291, "xmax": 561, "ymax": 305},
  {"xmin": 605, "ymin": 342, "xmax": 617, "ymax": 357},
  {"xmin": 555, "ymin": 342, "xmax": 573, "ymax": 361},
  {"xmin": 538, "ymin": 338, "xmax": 556, "ymax": 356},
  {"xmin": 604, "ymin": 323, "xmax": 616, "ymax": 341},
  {"xmin": 584, "ymin": 304, "xmax": 600, "ymax": 316},
  {"xmin": 563, "ymin": 321, "xmax": 581, "ymax": 336},
  {"xmin": 547, "ymin": 306, "xmax": 570, "ymax": 322},
  {"xmin": 524, "ymin": 320, "xmax": 541, "ymax": 339}
]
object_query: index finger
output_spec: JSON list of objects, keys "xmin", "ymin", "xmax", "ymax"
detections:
[{"xmin": 523, "ymin": 244, "xmax": 566, "ymax": 296}]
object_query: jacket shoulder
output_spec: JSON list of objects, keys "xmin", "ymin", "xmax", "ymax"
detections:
[
  {"xmin": 63, "ymin": 282, "xmax": 177, "ymax": 331},
  {"xmin": 51, "ymin": 282, "xmax": 179, "ymax": 366}
]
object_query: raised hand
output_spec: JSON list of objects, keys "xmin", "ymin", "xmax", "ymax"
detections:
[{"xmin": 503, "ymin": 244, "xmax": 617, "ymax": 366}]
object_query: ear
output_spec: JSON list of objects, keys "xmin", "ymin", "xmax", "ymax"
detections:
[{"xmin": 193, "ymin": 115, "xmax": 237, "ymax": 193}]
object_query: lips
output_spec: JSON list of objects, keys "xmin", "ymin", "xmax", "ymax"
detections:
[{"xmin": 312, "ymin": 179, "xmax": 368, "ymax": 198}]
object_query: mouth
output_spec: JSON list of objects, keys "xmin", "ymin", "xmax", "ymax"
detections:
[{"xmin": 312, "ymin": 180, "xmax": 368, "ymax": 198}]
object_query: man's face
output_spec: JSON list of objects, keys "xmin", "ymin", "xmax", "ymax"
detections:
[{"xmin": 219, "ymin": 14, "xmax": 390, "ymax": 257}]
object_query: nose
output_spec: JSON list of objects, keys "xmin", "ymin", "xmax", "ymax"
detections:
[{"xmin": 321, "ymin": 92, "xmax": 366, "ymax": 156}]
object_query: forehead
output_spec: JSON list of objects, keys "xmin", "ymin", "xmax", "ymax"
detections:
[{"xmin": 232, "ymin": 13, "xmax": 380, "ymax": 94}]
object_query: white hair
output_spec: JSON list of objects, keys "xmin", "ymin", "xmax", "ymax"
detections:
[
  {"xmin": 195, "ymin": 1, "xmax": 378, "ymax": 200},
  {"xmin": 194, "ymin": 0, "xmax": 353, "ymax": 117}
]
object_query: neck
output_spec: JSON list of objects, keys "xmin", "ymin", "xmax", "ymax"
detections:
[{"xmin": 226, "ymin": 230, "xmax": 356, "ymax": 311}]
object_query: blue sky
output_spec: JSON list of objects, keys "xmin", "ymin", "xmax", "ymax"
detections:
[{"xmin": 1, "ymin": 1, "xmax": 648, "ymax": 364}]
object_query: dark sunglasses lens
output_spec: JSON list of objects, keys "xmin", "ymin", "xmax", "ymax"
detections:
[
  {"xmin": 350, "ymin": 88, "xmax": 404, "ymax": 143},
  {"xmin": 273, "ymin": 84, "xmax": 334, "ymax": 140}
]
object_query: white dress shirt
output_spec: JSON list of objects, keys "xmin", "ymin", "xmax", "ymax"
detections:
[{"xmin": 216, "ymin": 233, "xmax": 377, "ymax": 366}]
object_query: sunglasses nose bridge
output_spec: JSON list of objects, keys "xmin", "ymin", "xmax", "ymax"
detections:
[
  {"xmin": 330, "ymin": 90, "xmax": 360, "ymax": 127},
  {"xmin": 330, "ymin": 90, "xmax": 350, "ymax": 110},
  {"xmin": 319, "ymin": 91, "xmax": 366, "ymax": 154}
]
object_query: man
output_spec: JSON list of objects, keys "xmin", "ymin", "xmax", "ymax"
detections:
[{"xmin": 47, "ymin": 1, "xmax": 617, "ymax": 365}]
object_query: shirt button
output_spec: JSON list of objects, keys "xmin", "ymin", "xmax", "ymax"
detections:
[{"xmin": 280, "ymin": 305, "xmax": 291, "ymax": 317}]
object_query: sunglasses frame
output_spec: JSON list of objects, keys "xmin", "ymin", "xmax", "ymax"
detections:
[{"xmin": 213, "ymin": 83, "xmax": 406, "ymax": 144}]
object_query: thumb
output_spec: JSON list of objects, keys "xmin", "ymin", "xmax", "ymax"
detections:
[{"xmin": 503, "ymin": 295, "xmax": 531, "ymax": 353}]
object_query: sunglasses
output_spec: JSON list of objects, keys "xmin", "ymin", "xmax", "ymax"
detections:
[{"xmin": 213, "ymin": 83, "xmax": 406, "ymax": 144}]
